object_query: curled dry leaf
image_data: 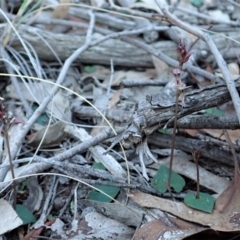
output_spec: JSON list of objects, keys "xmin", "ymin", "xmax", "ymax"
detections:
[
  {"xmin": 23, "ymin": 177, "xmax": 43, "ymax": 212},
  {"xmin": 27, "ymin": 121, "xmax": 68, "ymax": 147}
]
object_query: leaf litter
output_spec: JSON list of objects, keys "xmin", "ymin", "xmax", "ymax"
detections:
[
  {"xmin": 1, "ymin": 0, "xmax": 240, "ymax": 239},
  {"xmin": 129, "ymin": 129, "xmax": 240, "ymax": 232}
]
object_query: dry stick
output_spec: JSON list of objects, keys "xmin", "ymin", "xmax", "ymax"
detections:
[
  {"xmin": 108, "ymin": 0, "xmax": 155, "ymax": 19},
  {"xmin": 156, "ymin": 1, "xmax": 240, "ymax": 125},
  {"xmin": 0, "ymin": 127, "xmax": 124, "ymax": 191},
  {"xmin": 121, "ymin": 36, "xmax": 216, "ymax": 82},
  {"xmin": 192, "ymin": 150, "xmax": 201, "ymax": 199},
  {"xmin": 172, "ymin": 5, "xmax": 239, "ymax": 26},
  {"xmin": 73, "ymin": 107, "xmax": 240, "ymax": 129},
  {"xmin": 0, "ymin": 10, "xmax": 95, "ymax": 183},
  {"xmin": 195, "ymin": 156, "xmax": 200, "ymax": 199}
]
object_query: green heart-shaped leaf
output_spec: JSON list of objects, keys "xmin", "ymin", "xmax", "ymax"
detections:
[
  {"xmin": 184, "ymin": 192, "xmax": 215, "ymax": 213},
  {"xmin": 88, "ymin": 185, "xmax": 120, "ymax": 203},
  {"xmin": 190, "ymin": 0, "xmax": 203, "ymax": 7},
  {"xmin": 151, "ymin": 165, "xmax": 185, "ymax": 193},
  {"xmin": 92, "ymin": 162, "xmax": 106, "ymax": 170},
  {"xmin": 16, "ymin": 204, "xmax": 36, "ymax": 225},
  {"xmin": 84, "ymin": 66, "xmax": 96, "ymax": 73},
  {"xmin": 204, "ymin": 107, "xmax": 223, "ymax": 117}
]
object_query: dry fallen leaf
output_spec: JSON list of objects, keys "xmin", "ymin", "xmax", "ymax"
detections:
[
  {"xmin": 23, "ymin": 220, "xmax": 55, "ymax": 240},
  {"xmin": 216, "ymin": 63, "xmax": 240, "ymax": 81},
  {"xmin": 46, "ymin": 210, "xmax": 134, "ymax": 239},
  {"xmin": 203, "ymin": 129, "xmax": 240, "ymax": 143},
  {"xmin": 0, "ymin": 199, "xmax": 23, "ymax": 234},
  {"xmin": 208, "ymin": 10, "xmax": 230, "ymax": 22},
  {"xmin": 151, "ymin": 55, "xmax": 169, "ymax": 76},
  {"xmin": 27, "ymin": 121, "xmax": 68, "ymax": 147},
  {"xmin": 134, "ymin": 218, "xmax": 206, "ymax": 240},
  {"xmin": 7, "ymin": 82, "xmax": 71, "ymax": 121},
  {"xmin": 108, "ymin": 89, "xmax": 121, "ymax": 109},
  {"xmin": 51, "ymin": 0, "xmax": 71, "ymax": 19},
  {"xmin": 112, "ymin": 69, "xmax": 157, "ymax": 86}
]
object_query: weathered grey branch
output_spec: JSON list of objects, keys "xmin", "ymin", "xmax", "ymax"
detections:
[
  {"xmin": 73, "ymin": 105, "xmax": 240, "ymax": 129},
  {"xmin": 0, "ymin": 22, "xmax": 239, "ymax": 68},
  {"xmin": 0, "ymin": 23, "xmax": 176, "ymax": 67},
  {"xmin": 176, "ymin": 114, "xmax": 240, "ymax": 129},
  {"xmin": 148, "ymin": 133, "xmax": 239, "ymax": 167},
  {"xmin": 109, "ymin": 79, "xmax": 240, "ymax": 149}
]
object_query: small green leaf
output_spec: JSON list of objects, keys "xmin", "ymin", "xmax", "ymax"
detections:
[
  {"xmin": 158, "ymin": 128, "xmax": 170, "ymax": 134},
  {"xmin": 89, "ymin": 162, "xmax": 119, "ymax": 202},
  {"xmin": 32, "ymin": 104, "xmax": 49, "ymax": 125},
  {"xmin": 189, "ymin": 0, "xmax": 203, "ymax": 7},
  {"xmin": 204, "ymin": 108, "xmax": 223, "ymax": 117},
  {"xmin": 184, "ymin": 192, "xmax": 215, "ymax": 213},
  {"xmin": 92, "ymin": 162, "xmax": 106, "ymax": 170},
  {"xmin": 70, "ymin": 201, "xmax": 74, "ymax": 214},
  {"xmin": 19, "ymin": 180, "xmax": 27, "ymax": 191},
  {"xmin": 84, "ymin": 66, "xmax": 96, "ymax": 73},
  {"xmin": 16, "ymin": 204, "xmax": 36, "ymax": 225},
  {"xmin": 47, "ymin": 214, "xmax": 55, "ymax": 221},
  {"xmin": 151, "ymin": 165, "xmax": 185, "ymax": 193},
  {"xmin": 88, "ymin": 185, "xmax": 120, "ymax": 203}
]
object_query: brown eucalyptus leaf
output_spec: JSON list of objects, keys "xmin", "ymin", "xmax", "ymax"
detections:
[
  {"xmin": 128, "ymin": 189, "xmax": 240, "ymax": 232},
  {"xmin": 134, "ymin": 218, "xmax": 206, "ymax": 240},
  {"xmin": 51, "ymin": 0, "xmax": 70, "ymax": 19},
  {"xmin": 28, "ymin": 121, "xmax": 68, "ymax": 147}
]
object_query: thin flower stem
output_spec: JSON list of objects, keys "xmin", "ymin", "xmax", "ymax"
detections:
[
  {"xmin": 4, "ymin": 123, "xmax": 17, "ymax": 208},
  {"xmin": 194, "ymin": 153, "xmax": 200, "ymax": 199},
  {"xmin": 168, "ymin": 90, "xmax": 180, "ymax": 190}
]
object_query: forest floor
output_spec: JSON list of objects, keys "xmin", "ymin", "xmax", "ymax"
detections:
[{"xmin": 1, "ymin": 0, "xmax": 240, "ymax": 239}]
